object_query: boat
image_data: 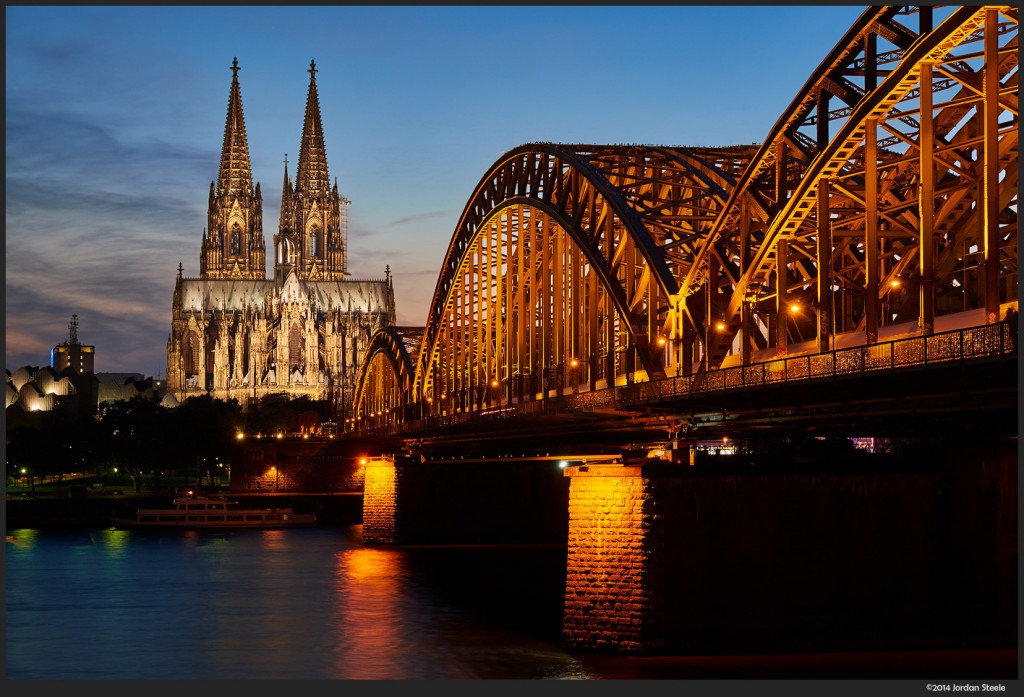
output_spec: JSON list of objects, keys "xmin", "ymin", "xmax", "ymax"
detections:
[{"xmin": 111, "ymin": 490, "xmax": 317, "ymax": 529}]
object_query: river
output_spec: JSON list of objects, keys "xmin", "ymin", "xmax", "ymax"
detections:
[{"xmin": 5, "ymin": 525, "xmax": 1015, "ymax": 686}]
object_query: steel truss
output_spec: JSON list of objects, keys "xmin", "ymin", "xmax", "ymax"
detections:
[{"xmin": 355, "ymin": 5, "xmax": 1018, "ymax": 423}]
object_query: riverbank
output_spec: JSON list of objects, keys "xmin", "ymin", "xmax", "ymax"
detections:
[{"xmin": 5, "ymin": 492, "xmax": 364, "ymax": 529}]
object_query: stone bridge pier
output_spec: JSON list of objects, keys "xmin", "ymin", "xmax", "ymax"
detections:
[
  {"xmin": 361, "ymin": 454, "xmax": 569, "ymax": 546},
  {"xmin": 561, "ymin": 447, "xmax": 1017, "ymax": 655},
  {"xmin": 361, "ymin": 445, "xmax": 1016, "ymax": 655}
]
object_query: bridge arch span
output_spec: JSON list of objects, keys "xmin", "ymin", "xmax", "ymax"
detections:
[
  {"xmin": 686, "ymin": 5, "xmax": 1018, "ymax": 368},
  {"xmin": 413, "ymin": 142, "xmax": 754, "ymax": 415},
  {"xmin": 352, "ymin": 326, "xmax": 423, "ymax": 428}
]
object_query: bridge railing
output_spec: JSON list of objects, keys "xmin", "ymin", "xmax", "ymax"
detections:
[
  {"xmin": 356, "ymin": 321, "xmax": 1015, "ymax": 437},
  {"xmin": 613, "ymin": 321, "xmax": 1013, "ymax": 406}
]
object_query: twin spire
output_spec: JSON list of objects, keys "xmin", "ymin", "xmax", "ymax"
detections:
[
  {"xmin": 205, "ymin": 57, "xmax": 348, "ymax": 282},
  {"xmin": 296, "ymin": 59, "xmax": 330, "ymax": 195},
  {"xmin": 216, "ymin": 57, "xmax": 253, "ymax": 199},
  {"xmin": 217, "ymin": 57, "xmax": 330, "ymax": 199}
]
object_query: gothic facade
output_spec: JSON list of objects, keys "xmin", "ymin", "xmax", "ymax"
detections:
[{"xmin": 167, "ymin": 59, "xmax": 395, "ymax": 413}]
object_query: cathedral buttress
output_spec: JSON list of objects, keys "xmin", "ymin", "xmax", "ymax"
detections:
[
  {"xmin": 274, "ymin": 59, "xmax": 348, "ymax": 283},
  {"xmin": 201, "ymin": 58, "xmax": 266, "ymax": 280}
]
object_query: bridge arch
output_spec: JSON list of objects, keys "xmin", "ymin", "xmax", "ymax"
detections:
[
  {"xmin": 352, "ymin": 326, "xmax": 422, "ymax": 428},
  {"xmin": 413, "ymin": 143, "xmax": 753, "ymax": 415},
  {"xmin": 353, "ymin": 5, "xmax": 1017, "ymax": 425},
  {"xmin": 684, "ymin": 5, "xmax": 1018, "ymax": 367}
]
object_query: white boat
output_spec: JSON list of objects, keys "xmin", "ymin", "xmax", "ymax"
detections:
[{"xmin": 111, "ymin": 491, "xmax": 317, "ymax": 529}]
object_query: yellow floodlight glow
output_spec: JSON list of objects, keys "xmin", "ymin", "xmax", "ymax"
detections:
[
  {"xmin": 491, "ymin": 379, "xmax": 499, "ymax": 387},
  {"xmin": 570, "ymin": 358, "xmax": 579, "ymax": 368},
  {"xmin": 789, "ymin": 303, "xmax": 801, "ymax": 314},
  {"xmin": 890, "ymin": 279, "xmax": 902, "ymax": 288},
  {"xmin": 657, "ymin": 336, "xmax": 667, "ymax": 346},
  {"xmin": 236, "ymin": 432, "xmax": 244, "ymax": 440},
  {"xmin": 715, "ymin": 321, "xmax": 727, "ymax": 332}
]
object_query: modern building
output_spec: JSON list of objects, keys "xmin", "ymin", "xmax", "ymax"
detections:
[
  {"xmin": 167, "ymin": 59, "xmax": 395, "ymax": 415},
  {"xmin": 50, "ymin": 314, "xmax": 94, "ymax": 374},
  {"xmin": 7, "ymin": 316, "xmax": 167, "ymax": 415}
]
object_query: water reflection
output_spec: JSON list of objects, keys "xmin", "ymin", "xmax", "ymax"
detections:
[
  {"xmin": 7, "ymin": 526, "xmax": 596, "ymax": 679},
  {"xmin": 333, "ymin": 544, "xmax": 412, "ymax": 678}
]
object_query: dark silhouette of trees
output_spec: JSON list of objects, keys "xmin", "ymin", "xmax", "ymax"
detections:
[{"xmin": 7, "ymin": 394, "xmax": 248, "ymax": 493}]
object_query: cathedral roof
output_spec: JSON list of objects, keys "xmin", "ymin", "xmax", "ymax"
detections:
[
  {"xmin": 176, "ymin": 276, "xmax": 391, "ymax": 315},
  {"xmin": 295, "ymin": 59, "xmax": 330, "ymax": 196},
  {"xmin": 217, "ymin": 57, "xmax": 254, "ymax": 199}
]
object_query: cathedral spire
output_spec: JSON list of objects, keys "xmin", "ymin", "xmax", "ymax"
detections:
[
  {"xmin": 217, "ymin": 57, "xmax": 254, "ymax": 199},
  {"xmin": 202, "ymin": 57, "xmax": 266, "ymax": 281},
  {"xmin": 279, "ymin": 154, "xmax": 294, "ymax": 231},
  {"xmin": 295, "ymin": 59, "xmax": 329, "ymax": 195}
]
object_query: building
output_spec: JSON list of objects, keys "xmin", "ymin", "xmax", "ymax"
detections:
[
  {"xmin": 6, "ymin": 316, "xmax": 164, "ymax": 415},
  {"xmin": 50, "ymin": 314, "xmax": 94, "ymax": 374},
  {"xmin": 166, "ymin": 59, "xmax": 395, "ymax": 415}
]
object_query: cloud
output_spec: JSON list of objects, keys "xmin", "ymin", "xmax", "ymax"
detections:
[{"xmin": 387, "ymin": 210, "xmax": 454, "ymax": 227}]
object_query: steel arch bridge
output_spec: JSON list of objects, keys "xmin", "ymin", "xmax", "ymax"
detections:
[{"xmin": 354, "ymin": 5, "xmax": 1018, "ymax": 427}]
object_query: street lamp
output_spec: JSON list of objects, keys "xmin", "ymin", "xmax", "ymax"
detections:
[{"xmin": 491, "ymin": 378, "xmax": 501, "ymax": 409}]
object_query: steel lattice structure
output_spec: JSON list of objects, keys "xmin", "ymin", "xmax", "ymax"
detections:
[{"xmin": 354, "ymin": 5, "xmax": 1017, "ymax": 424}]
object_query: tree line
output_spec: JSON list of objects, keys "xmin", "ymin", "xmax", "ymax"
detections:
[{"xmin": 5, "ymin": 394, "xmax": 330, "ymax": 493}]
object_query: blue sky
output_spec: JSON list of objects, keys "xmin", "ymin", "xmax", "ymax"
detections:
[{"xmin": 6, "ymin": 5, "xmax": 866, "ymax": 376}]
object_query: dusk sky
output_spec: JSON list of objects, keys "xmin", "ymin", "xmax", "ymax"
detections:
[{"xmin": 6, "ymin": 5, "xmax": 866, "ymax": 376}]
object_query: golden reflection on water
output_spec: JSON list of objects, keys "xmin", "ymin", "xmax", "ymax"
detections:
[
  {"xmin": 6, "ymin": 528, "xmax": 41, "ymax": 549},
  {"xmin": 332, "ymin": 545, "xmax": 411, "ymax": 679}
]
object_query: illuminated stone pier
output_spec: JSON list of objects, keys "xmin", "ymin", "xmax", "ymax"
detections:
[
  {"xmin": 561, "ymin": 463, "xmax": 668, "ymax": 653},
  {"xmin": 361, "ymin": 456, "xmax": 400, "ymax": 544},
  {"xmin": 561, "ymin": 450, "xmax": 1017, "ymax": 655}
]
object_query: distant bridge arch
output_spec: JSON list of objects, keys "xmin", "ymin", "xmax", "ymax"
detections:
[{"xmin": 352, "ymin": 326, "xmax": 421, "ymax": 427}]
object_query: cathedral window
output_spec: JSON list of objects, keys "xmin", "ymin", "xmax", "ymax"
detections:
[
  {"xmin": 230, "ymin": 224, "xmax": 241, "ymax": 256},
  {"xmin": 184, "ymin": 331, "xmax": 201, "ymax": 375},
  {"xmin": 289, "ymin": 323, "xmax": 302, "ymax": 370},
  {"xmin": 308, "ymin": 226, "xmax": 319, "ymax": 257}
]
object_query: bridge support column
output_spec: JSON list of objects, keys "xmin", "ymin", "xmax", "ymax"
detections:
[
  {"xmin": 562, "ymin": 463, "xmax": 667, "ymax": 653},
  {"xmin": 361, "ymin": 455, "xmax": 401, "ymax": 544}
]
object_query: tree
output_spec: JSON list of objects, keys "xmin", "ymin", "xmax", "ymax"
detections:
[
  {"xmin": 97, "ymin": 397, "xmax": 170, "ymax": 493},
  {"xmin": 173, "ymin": 395, "xmax": 244, "ymax": 488}
]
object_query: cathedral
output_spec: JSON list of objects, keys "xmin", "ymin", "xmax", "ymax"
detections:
[{"xmin": 166, "ymin": 59, "xmax": 395, "ymax": 415}]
